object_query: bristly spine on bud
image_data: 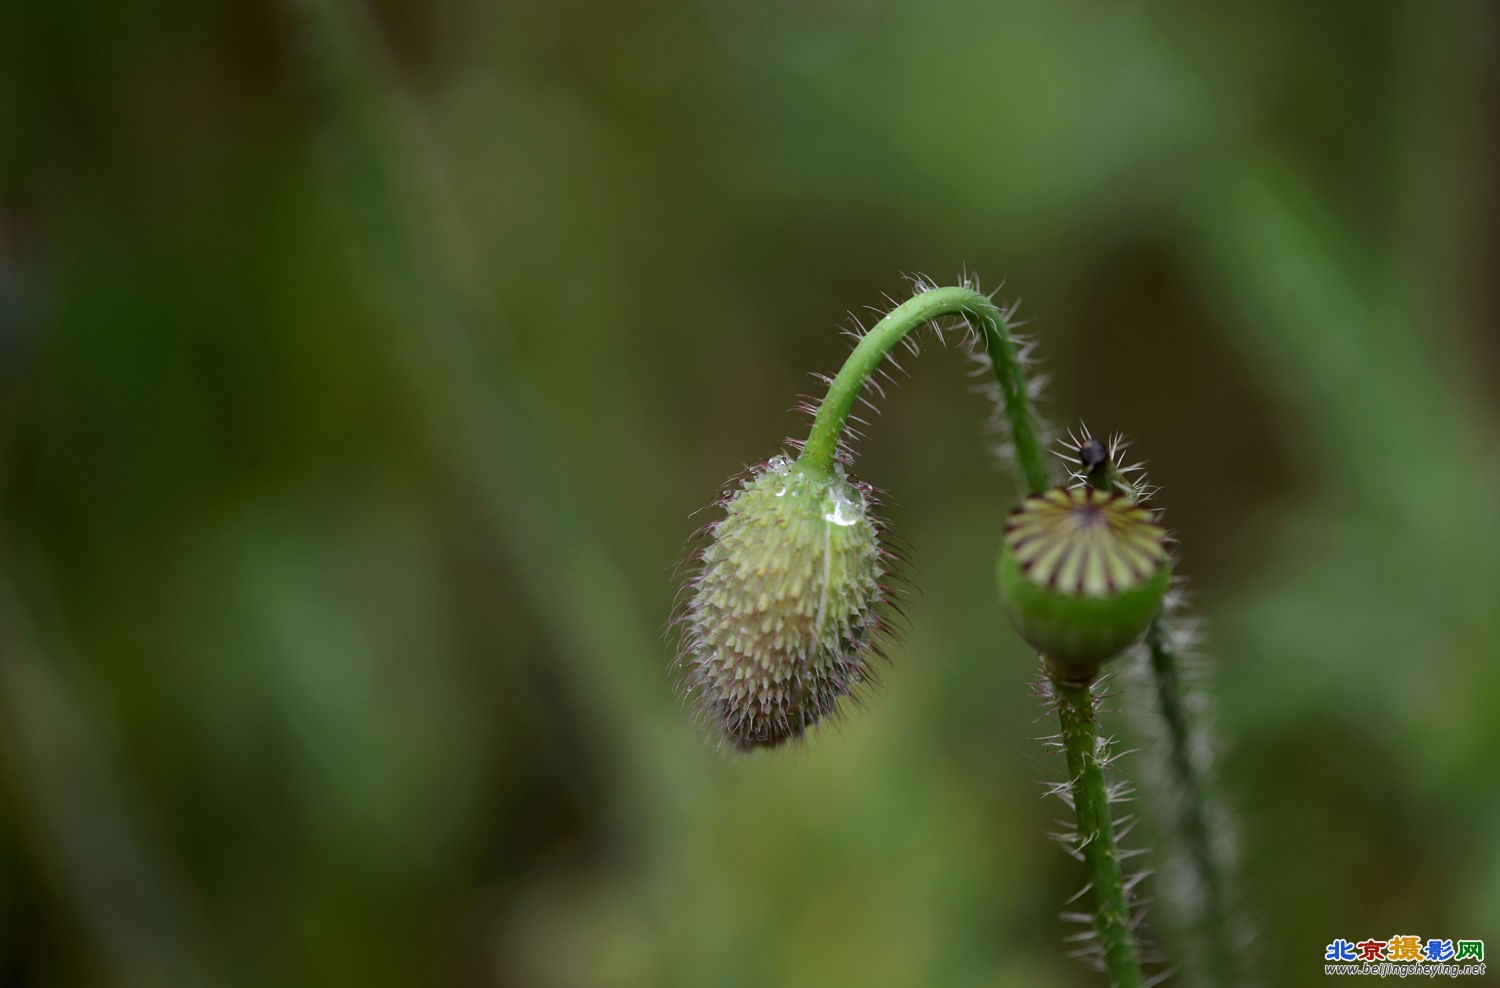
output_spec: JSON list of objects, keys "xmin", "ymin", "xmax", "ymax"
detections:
[{"xmin": 675, "ymin": 455, "xmax": 891, "ymax": 749}]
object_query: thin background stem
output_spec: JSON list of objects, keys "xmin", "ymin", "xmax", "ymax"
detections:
[
  {"xmin": 1082, "ymin": 440, "xmax": 1241, "ymax": 986},
  {"xmin": 1144, "ymin": 615, "xmax": 1238, "ymax": 986}
]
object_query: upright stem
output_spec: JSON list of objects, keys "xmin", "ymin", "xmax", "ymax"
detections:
[
  {"xmin": 798, "ymin": 287, "xmax": 1050, "ymax": 493},
  {"xmin": 1146, "ymin": 615, "xmax": 1238, "ymax": 986},
  {"xmin": 1086, "ymin": 441, "xmax": 1238, "ymax": 986},
  {"xmin": 1053, "ymin": 678, "xmax": 1145, "ymax": 988}
]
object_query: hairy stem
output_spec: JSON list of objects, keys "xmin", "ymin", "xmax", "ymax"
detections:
[
  {"xmin": 1146, "ymin": 615, "xmax": 1238, "ymax": 986},
  {"xmin": 1085, "ymin": 441, "xmax": 1237, "ymax": 985},
  {"xmin": 1053, "ymin": 677, "xmax": 1144, "ymax": 988},
  {"xmin": 799, "ymin": 286, "xmax": 1050, "ymax": 493}
]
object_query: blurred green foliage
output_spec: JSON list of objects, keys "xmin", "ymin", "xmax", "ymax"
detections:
[{"xmin": 1, "ymin": 1, "xmax": 1497, "ymax": 986}]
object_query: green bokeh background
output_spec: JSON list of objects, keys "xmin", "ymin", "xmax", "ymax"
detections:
[{"xmin": 2, "ymin": 1, "xmax": 1497, "ymax": 986}]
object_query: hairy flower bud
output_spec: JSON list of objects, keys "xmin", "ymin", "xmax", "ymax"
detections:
[
  {"xmin": 677, "ymin": 455, "xmax": 887, "ymax": 749},
  {"xmin": 997, "ymin": 486, "xmax": 1170, "ymax": 683}
]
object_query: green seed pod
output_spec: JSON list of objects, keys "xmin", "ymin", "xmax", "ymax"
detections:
[
  {"xmin": 677, "ymin": 456, "xmax": 887, "ymax": 749},
  {"xmin": 997, "ymin": 486, "xmax": 1170, "ymax": 683}
]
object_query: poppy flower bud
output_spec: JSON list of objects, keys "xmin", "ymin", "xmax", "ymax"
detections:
[
  {"xmin": 678, "ymin": 456, "xmax": 886, "ymax": 749},
  {"xmin": 997, "ymin": 486, "xmax": 1170, "ymax": 683}
]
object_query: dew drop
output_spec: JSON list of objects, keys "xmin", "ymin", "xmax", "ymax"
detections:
[{"xmin": 824, "ymin": 488, "xmax": 862, "ymax": 526}]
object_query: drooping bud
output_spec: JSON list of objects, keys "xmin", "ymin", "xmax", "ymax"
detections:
[
  {"xmin": 997, "ymin": 486, "xmax": 1170, "ymax": 684},
  {"xmin": 677, "ymin": 455, "xmax": 887, "ymax": 749}
]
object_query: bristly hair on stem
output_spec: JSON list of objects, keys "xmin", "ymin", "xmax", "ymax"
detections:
[
  {"xmin": 1132, "ymin": 601, "xmax": 1249, "ymax": 988},
  {"xmin": 1042, "ymin": 676, "xmax": 1151, "ymax": 988},
  {"xmin": 797, "ymin": 275, "xmax": 1054, "ymax": 495}
]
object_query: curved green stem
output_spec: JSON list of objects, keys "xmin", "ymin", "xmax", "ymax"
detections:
[
  {"xmin": 1053, "ymin": 678, "xmax": 1145, "ymax": 988},
  {"xmin": 798, "ymin": 286, "xmax": 1050, "ymax": 493}
]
